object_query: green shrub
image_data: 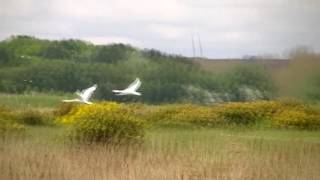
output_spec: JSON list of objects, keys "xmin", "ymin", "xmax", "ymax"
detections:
[
  {"xmin": 60, "ymin": 102, "xmax": 146, "ymax": 143},
  {"xmin": 16, "ymin": 110, "xmax": 45, "ymax": 125},
  {"xmin": 214, "ymin": 102, "xmax": 259, "ymax": 125}
]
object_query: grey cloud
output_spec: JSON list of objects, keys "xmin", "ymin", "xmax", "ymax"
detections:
[{"xmin": 0, "ymin": 0, "xmax": 319, "ymax": 58}]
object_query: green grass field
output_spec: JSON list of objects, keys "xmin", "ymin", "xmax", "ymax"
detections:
[
  {"xmin": 0, "ymin": 92, "xmax": 73, "ymax": 109},
  {"xmin": 0, "ymin": 93, "xmax": 320, "ymax": 180}
]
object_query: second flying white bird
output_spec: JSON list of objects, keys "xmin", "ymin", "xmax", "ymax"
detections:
[{"xmin": 112, "ymin": 78, "xmax": 142, "ymax": 96}]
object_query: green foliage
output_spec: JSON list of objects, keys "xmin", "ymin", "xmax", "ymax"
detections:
[
  {"xmin": 304, "ymin": 73, "xmax": 320, "ymax": 102},
  {"xmin": 0, "ymin": 92, "xmax": 71, "ymax": 109},
  {"xmin": 0, "ymin": 35, "xmax": 276, "ymax": 104},
  {"xmin": 0, "ymin": 45, "xmax": 15, "ymax": 64},
  {"xmin": 39, "ymin": 39, "xmax": 91, "ymax": 60},
  {"xmin": 142, "ymin": 48, "xmax": 192, "ymax": 64},
  {"xmin": 0, "ymin": 35, "xmax": 47, "ymax": 56},
  {"xmin": 91, "ymin": 44, "xmax": 136, "ymax": 63},
  {"xmin": 226, "ymin": 64, "xmax": 275, "ymax": 101},
  {"xmin": 15, "ymin": 110, "xmax": 46, "ymax": 125},
  {"xmin": 60, "ymin": 102, "xmax": 146, "ymax": 143}
]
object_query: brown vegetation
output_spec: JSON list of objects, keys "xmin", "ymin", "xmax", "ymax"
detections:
[{"xmin": 1, "ymin": 130, "xmax": 319, "ymax": 180}]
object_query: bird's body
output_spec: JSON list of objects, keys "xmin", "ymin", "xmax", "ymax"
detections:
[
  {"xmin": 112, "ymin": 78, "xmax": 142, "ymax": 96},
  {"xmin": 63, "ymin": 84, "xmax": 97, "ymax": 104}
]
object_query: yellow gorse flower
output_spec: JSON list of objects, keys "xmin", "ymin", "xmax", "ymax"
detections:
[
  {"xmin": 59, "ymin": 101, "xmax": 145, "ymax": 142},
  {"xmin": 57, "ymin": 100, "xmax": 320, "ymax": 132}
]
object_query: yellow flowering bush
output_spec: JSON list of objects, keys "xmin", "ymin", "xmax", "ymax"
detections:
[
  {"xmin": 145, "ymin": 100, "xmax": 320, "ymax": 129},
  {"xmin": 53, "ymin": 102, "xmax": 78, "ymax": 117},
  {"xmin": 0, "ymin": 106, "xmax": 25, "ymax": 134},
  {"xmin": 214, "ymin": 102, "xmax": 260, "ymax": 125},
  {"xmin": 271, "ymin": 99, "xmax": 320, "ymax": 129},
  {"xmin": 210, "ymin": 101, "xmax": 279, "ymax": 126},
  {"xmin": 60, "ymin": 102, "xmax": 146, "ymax": 143},
  {"xmin": 273, "ymin": 109, "xmax": 319, "ymax": 129},
  {"xmin": 57, "ymin": 99, "xmax": 320, "ymax": 131},
  {"xmin": 146, "ymin": 104, "xmax": 221, "ymax": 127},
  {"xmin": 244, "ymin": 100, "xmax": 281, "ymax": 119}
]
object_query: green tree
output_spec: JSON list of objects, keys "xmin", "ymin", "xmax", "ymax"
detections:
[{"xmin": 0, "ymin": 45, "xmax": 14, "ymax": 64}]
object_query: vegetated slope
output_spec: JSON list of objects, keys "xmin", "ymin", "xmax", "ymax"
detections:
[{"xmin": 0, "ymin": 35, "xmax": 300, "ymax": 104}]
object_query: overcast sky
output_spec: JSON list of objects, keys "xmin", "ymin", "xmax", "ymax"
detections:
[{"xmin": 1, "ymin": 0, "xmax": 319, "ymax": 58}]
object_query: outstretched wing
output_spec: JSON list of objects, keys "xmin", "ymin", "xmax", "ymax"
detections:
[
  {"xmin": 75, "ymin": 90, "xmax": 83, "ymax": 97},
  {"xmin": 126, "ymin": 78, "xmax": 141, "ymax": 91},
  {"xmin": 81, "ymin": 84, "xmax": 97, "ymax": 101}
]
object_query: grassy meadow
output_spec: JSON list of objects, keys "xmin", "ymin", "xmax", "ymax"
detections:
[
  {"xmin": 1, "ymin": 93, "xmax": 320, "ymax": 180},
  {"xmin": 1, "ymin": 126, "xmax": 320, "ymax": 180},
  {"xmin": 1, "ymin": 37, "xmax": 320, "ymax": 179},
  {"xmin": 0, "ymin": 92, "xmax": 72, "ymax": 109}
]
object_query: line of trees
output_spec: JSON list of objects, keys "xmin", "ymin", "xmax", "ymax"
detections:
[{"xmin": 0, "ymin": 35, "xmax": 277, "ymax": 104}]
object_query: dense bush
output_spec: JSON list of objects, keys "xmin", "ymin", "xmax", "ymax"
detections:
[
  {"xmin": 214, "ymin": 103, "xmax": 260, "ymax": 125},
  {"xmin": 144, "ymin": 100, "xmax": 320, "ymax": 129},
  {"xmin": 226, "ymin": 65, "xmax": 275, "ymax": 101},
  {"xmin": 273, "ymin": 109, "xmax": 320, "ymax": 129},
  {"xmin": 15, "ymin": 110, "xmax": 45, "ymax": 125},
  {"xmin": 0, "ymin": 45, "xmax": 15, "ymax": 64},
  {"xmin": 91, "ymin": 44, "xmax": 136, "ymax": 63},
  {"xmin": 146, "ymin": 104, "xmax": 221, "ymax": 127},
  {"xmin": 214, "ymin": 101, "xmax": 279, "ymax": 125},
  {"xmin": 60, "ymin": 102, "xmax": 146, "ymax": 143},
  {"xmin": 0, "ymin": 107, "xmax": 25, "ymax": 133},
  {"xmin": 272, "ymin": 98, "xmax": 320, "ymax": 129},
  {"xmin": 53, "ymin": 102, "xmax": 78, "ymax": 117}
]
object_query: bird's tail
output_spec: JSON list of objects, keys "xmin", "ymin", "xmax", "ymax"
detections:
[
  {"xmin": 112, "ymin": 90, "xmax": 122, "ymax": 93},
  {"xmin": 83, "ymin": 101, "xmax": 93, "ymax": 105},
  {"xmin": 62, "ymin": 99, "xmax": 80, "ymax": 103},
  {"xmin": 134, "ymin": 92, "xmax": 142, "ymax": 96}
]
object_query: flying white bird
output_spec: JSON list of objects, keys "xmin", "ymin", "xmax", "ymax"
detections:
[
  {"xmin": 63, "ymin": 84, "xmax": 97, "ymax": 104},
  {"xmin": 112, "ymin": 78, "xmax": 142, "ymax": 96}
]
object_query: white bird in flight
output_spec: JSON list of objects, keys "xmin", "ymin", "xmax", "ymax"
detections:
[
  {"xmin": 63, "ymin": 84, "xmax": 97, "ymax": 104},
  {"xmin": 112, "ymin": 78, "xmax": 142, "ymax": 96}
]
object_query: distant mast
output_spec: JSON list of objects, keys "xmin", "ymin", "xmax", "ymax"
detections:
[
  {"xmin": 191, "ymin": 33, "xmax": 196, "ymax": 58},
  {"xmin": 197, "ymin": 34, "xmax": 203, "ymax": 58}
]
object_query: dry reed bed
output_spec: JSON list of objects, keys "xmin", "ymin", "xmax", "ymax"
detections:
[{"xmin": 1, "ymin": 130, "xmax": 320, "ymax": 180}]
